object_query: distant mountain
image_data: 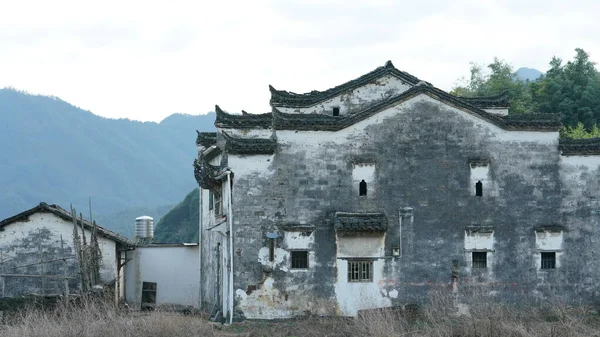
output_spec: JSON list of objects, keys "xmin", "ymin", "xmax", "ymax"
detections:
[
  {"xmin": 515, "ymin": 67, "xmax": 543, "ymax": 81},
  {"xmin": 0, "ymin": 88, "xmax": 214, "ymax": 235},
  {"xmin": 154, "ymin": 189, "xmax": 199, "ymax": 243}
]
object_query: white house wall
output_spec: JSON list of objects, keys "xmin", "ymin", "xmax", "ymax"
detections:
[
  {"xmin": 0, "ymin": 212, "xmax": 117, "ymax": 297},
  {"xmin": 125, "ymin": 245, "xmax": 199, "ymax": 309}
]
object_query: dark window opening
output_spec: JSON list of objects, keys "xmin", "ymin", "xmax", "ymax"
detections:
[
  {"xmin": 541, "ymin": 252, "xmax": 556, "ymax": 269},
  {"xmin": 291, "ymin": 251, "xmax": 309, "ymax": 269},
  {"xmin": 141, "ymin": 282, "xmax": 157, "ymax": 310},
  {"xmin": 209, "ymin": 191, "xmax": 214, "ymax": 210},
  {"xmin": 359, "ymin": 180, "xmax": 367, "ymax": 196},
  {"xmin": 472, "ymin": 252, "xmax": 487, "ymax": 269},
  {"xmin": 348, "ymin": 260, "xmax": 373, "ymax": 282},
  {"xmin": 269, "ymin": 239, "xmax": 275, "ymax": 262},
  {"xmin": 475, "ymin": 181, "xmax": 483, "ymax": 197},
  {"xmin": 333, "ymin": 107, "xmax": 340, "ymax": 116},
  {"xmin": 214, "ymin": 189, "xmax": 222, "ymax": 216}
]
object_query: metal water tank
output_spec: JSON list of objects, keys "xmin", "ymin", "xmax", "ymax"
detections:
[{"xmin": 135, "ymin": 216, "xmax": 154, "ymax": 240}]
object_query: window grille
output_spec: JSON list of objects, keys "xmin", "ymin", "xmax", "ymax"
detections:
[
  {"xmin": 541, "ymin": 252, "xmax": 556, "ymax": 269},
  {"xmin": 472, "ymin": 252, "xmax": 487, "ymax": 268},
  {"xmin": 348, "ymin": 260, "xmax": 373, "ymax": 282},
  {"xmin": 291, "ymin": 251, "xmax": 309, "ymax": 269}
]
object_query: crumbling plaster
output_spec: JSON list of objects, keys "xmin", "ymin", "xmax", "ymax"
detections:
[
  {"xmin": 0, "ymin": 212, "xmax": 117, "ymax": 296},
  {"xmin": 217, "ymin": 92, "xmax": 576, "ymax": 319}
]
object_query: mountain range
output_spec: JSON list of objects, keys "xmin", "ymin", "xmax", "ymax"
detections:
[{"xmin": 0, "ymin": 88, "xmax": 214, "ymax": 237}]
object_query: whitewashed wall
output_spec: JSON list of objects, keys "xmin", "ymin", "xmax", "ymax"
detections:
[
  {"xmin": 0, "ymin": 212, "xmax": 118, "ymax": 297},
  {"xmin": 124, "ymin": 245, "xmax": 199, "ymax": 309}
]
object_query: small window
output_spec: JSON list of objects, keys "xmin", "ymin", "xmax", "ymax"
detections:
[
  {"xmin": 214, "ymin": 189, "xmax": 222, "ymax": 216},
  {"xmin": 333, "ymin": 107, "xmax": 340, "ymax": 116},
  {"xmin": 472, "ymin": 252, "xmax": 487, "ymax": 269},
  {"xmin": 348, "ymin": 260, "xmax": 373, "ymax": 282},
  {"xmin": 209, "ymin": 191, "xmax": 214, "ymax": 210},
  {"xmin": 475, "ymin": 181, "xmax": 483, "ymax": 197},
  {"xmin": 359, "ymin": 180, "xmax": 367, "ymax": 196},
  {"xmin": 291, "ymin": 251, "xmax": 309, "ymax": 269},
  {"xmin": 541, "ymin": 252, "xmax": 556, "ymax": 269}
]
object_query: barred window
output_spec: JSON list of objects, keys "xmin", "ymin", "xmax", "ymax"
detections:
[
  {"xmin": 541, "ymin": 252, "xmax": 556, "ymax": 269},
  {"xmin": 291, "ymin": 251, "xmax": 309, "ymax": 269},
  {"xmin": 348, "ymin": 260, "xmax": 373, "ymax": 282},
  {"xmin": 472, "ymin": 252, "xmax": 487, "ymax": 269}
]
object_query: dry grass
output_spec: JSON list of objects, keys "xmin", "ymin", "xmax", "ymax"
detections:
[{"xmin": 2, "ymin": 291, "xmax": 600, "ymax": 337}]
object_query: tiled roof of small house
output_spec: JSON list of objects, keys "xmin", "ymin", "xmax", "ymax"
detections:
[
  {"xmin": 222, "ymin": 131, "xmax": 277, "ymax": 155},
  {"xmin": 458, "ymin": 91, "xmax": 510, "ymax": 108},
  {"xmin": 271, "ymin": 84, "xmax": 562, "ymax": 132},
  {"xmin": 269, "ymin": 61, "xmax": 425, "ymax": 108},
  {"xmin": 0, "ymin": 202, "xmax": 133, "ymax": 246},
  {"xmin": 196, "ymin": 131, "xmax": 217, "ymax": 147},
  {"xmin": 334, "ymin": 212, "xmax": 388, "ymax": 232},
  {"xmin": 558, "ymin": 138, "xmax": 600, "ymax": 155},
  {"xmin": 215, "ymin": 105, "xmax": 272, "ymax": 129}
]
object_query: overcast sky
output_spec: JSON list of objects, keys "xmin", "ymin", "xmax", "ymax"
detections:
[{"xmin": 1, "ymin": 0, "xmax": 599, "ymax": 122}]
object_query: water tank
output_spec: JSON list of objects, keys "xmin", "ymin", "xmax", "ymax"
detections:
[{"xmin": 135, "ymin": 216, "xmax": 154, "ymax": 240}]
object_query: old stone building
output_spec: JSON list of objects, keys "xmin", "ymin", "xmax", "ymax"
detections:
[
  {"xmin": 0, "ymin": 202, "xmax": 132, "ymax": 299},
  {"xmin": 194, "ymin": 61, "xmax": 600, "ymax": 321}
]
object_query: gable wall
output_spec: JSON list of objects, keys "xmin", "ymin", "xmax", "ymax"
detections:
[
  {"xmin": 223, "ymin": 93, "xmax": 587, "ymax": 318},
  {"xmin": 276, "ymin": 74, "xmax": 411, "ymax": 116},
  {"xmin": 0, "ymin": 212, "xmax": 118, "ymax": 297}
]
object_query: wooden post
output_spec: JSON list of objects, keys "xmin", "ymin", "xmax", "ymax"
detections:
[{"xmin": 60, "ymin": 235, "xmax": 69, "ymax": 296}]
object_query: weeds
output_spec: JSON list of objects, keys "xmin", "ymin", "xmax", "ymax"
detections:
[{"xmin": 1, "ymin": 291, "xmax": 600, "ymax": 337}]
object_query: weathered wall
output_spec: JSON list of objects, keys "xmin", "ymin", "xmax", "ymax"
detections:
[
  {"xmin": 0, "ymin": 212, "xmax": 117, "ymax": 297},
  {"xmin": 276, "ymin": 74, "xmax": 411, "ymax": 115},
  {"xmin": 124, "ymin": 245, "xmax": 199, "ymax": 309},
  {"xmin": 224, "ymin": 93, "xmax": 580, "ymax": 318}
]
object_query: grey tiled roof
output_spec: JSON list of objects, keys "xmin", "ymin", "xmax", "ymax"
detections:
[
  {"xmin": 558, "ymin": 138, "xmax": 600, "ymax": 155},
  {"xmin": 215, "ymin": 105, "xmax": 272, "ymax": 129},
  {"xmin": 334, "ymin": 212, "xmax": 388, "ymax": 232},
  {"xmin": 458, "ymin": 91, "xmax": 509, "ymax": 108},
  {"xmin": 270, "ymin": 61, "xmax": 424, "ymax": 108},
  {"xmin": 222, "ymin": 131, "xmax": 276, "ymax": 155},
  {"xmin": 271, "ymin": 84, "xmax": 562, "ymax": 132},
  {"xmin": 196, "ymin": 131, "xmax": 217, "ymax": 147}
]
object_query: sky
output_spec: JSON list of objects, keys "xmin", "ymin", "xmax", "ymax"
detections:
[{"xmin": 1, "ymin": 0, "xmax": 599, "ymax": 123}]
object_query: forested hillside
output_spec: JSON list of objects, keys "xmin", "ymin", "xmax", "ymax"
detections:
[
  {"xmin": 0, "ymin": 88, "xmax": 215, "ymax": 236},
  {"xmin": 153, "ymin": 189, "xmax": 199, "ymax": 243},
  {"xmin": 452, "ymin": 48, "xmax": 600, "ymax": 137}
]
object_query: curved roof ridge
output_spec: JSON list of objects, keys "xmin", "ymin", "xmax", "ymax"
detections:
[
  {"xmin": 269, "ymin": 61, "xmax": 425, "ymax": 108},
  {"xmin": 221, "ymin": 130, "xmax": 276, "ymax": 155},
  {"xmin": 271, "ymin": 85, "xmax": 561, "ymax": 132},
  {"xmin": 215, "ymin": 104, "xmax": 272, "ymax": 129}
]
